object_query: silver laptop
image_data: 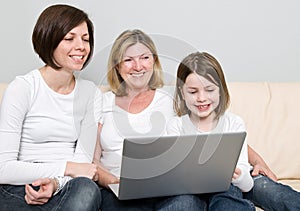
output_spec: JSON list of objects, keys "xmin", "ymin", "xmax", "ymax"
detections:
[{"xmin": 108, "ymin": 132, "xmax": 246, "ymax": 200}]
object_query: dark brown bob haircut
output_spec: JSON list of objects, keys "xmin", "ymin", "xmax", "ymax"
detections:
[{"xmin": 32, "ymin": 4, "xmax": 94, "ymax": 70}]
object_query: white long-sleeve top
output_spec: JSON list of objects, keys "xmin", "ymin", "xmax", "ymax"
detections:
[
  {"xmin": 0, "ymin": 69, "xmax": 101, "ymax": 185},
  {"xmin": 99, "ymin": 89, "xmax": 174, "ymax": 177},
  {"xmin": 167, "ymin": 112, "xmax": 254, "ymax": 192}
]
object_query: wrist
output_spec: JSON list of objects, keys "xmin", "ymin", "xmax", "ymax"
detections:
[{"xmin": 52, "ymin": 177, "xmax": 62, "ymax": 195}]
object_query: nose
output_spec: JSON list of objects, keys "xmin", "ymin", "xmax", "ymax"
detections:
[
  {"xmin": 75, "ymin": 38, "xmax": 85, "ymax": 50},
  {"xmin": 196, "ymin": 90, "xmax": 207, "ymax": 102},
  {"xmin": 133, "ymin": 58, "xmax": 143, "ymax": 71}
]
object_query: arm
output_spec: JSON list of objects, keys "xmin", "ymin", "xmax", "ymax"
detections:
[
  {"xmin": 72, "ymin": 82, "xmax": 100, "ymax": 163},
  {"xmin": 63, "ymin": 82, "xmax": 101, "ymax": 178},
  {"xmin": 232, "ymin": 140, "xmax": 254, "ymax": 192},
  {"xmin": 0, "ymin": 78, "xmax": 98, "ymax": 184},
  {"xmin": 93, "ymin": 123, "xmax": 119, "ymax": 188},
  {"xmin": 52, "ymin": 82, "xmax": 101, "ymax": 195},
  {"xmin": 230, "ymin": 115, "xmax": 254, "ymax": 192},
  {"xmin": 0, "ymin": 78, "xmax": 67, "ymax": 184},
  {"xmin": 248, "ymin": 145, "xmax": 277, "ymax": 181}
]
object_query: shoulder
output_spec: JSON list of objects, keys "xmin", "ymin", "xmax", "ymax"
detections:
[
  {"xmin": 167, "ymin": 115, "xmax": 184, "ymax": 135},
  {"xmin": 2, "ymin": 70, "xmax": 40, "ymax": 110},
  {"xmin": 74, "ymin": 78, "xmax": 100, "ymax": 103},
  {"xmin": 168, "ymin": 115, "xmax": 182, "ymax": 125},
  {"xmin": 6, "ymin": 69, "xmax": 38, "ymax": 94},
  {"xmin": 154, "ymin": 88, "xmax": 173, "ymax": 105},
  {"xmin": 101, "ymin": 91, "xmax": 115, "ymax": 107},
  {"xmin": 76, "ymin": 78, "xmax": 98, "ymax": 91},
  {"xmin": 151, "ymin": 89, "xmax": 174, "ymax": 117},
  {"xmin": 220, "ymin": 112, "xmax": 246, "ymax": 131},
  {"xmin": 223, "ymin": 112, "xmax": 244, "ymax": 123},
  {"xmin": 102, "ymin": 91, "xmax": 115, "ymax": 100}
]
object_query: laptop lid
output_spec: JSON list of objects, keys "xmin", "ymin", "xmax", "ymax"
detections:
[{"xmin": 109, "ymin": 132, "xmax": 246, "ymax": 200}]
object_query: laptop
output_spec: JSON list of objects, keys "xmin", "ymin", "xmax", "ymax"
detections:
[{"xmin": 108, "ymin": 132, "xmax": 246, "ymax": 200}]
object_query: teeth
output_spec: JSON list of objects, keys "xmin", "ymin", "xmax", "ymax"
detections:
[
  {"xmin": 72, "ymin": 56, "xmax": 84, "ymax": 59},
  {"xmin": 197, "ymin": 105, "xmax": 209, "ymax": 110},
  {"xmin": 131, "ymin": 73, "xmax": 144, "ymax": 77}
]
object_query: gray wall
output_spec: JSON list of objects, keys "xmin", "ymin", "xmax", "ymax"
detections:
[{"xmin": 1, "ymin": 0, "xmax": 300, "ymax": 85}]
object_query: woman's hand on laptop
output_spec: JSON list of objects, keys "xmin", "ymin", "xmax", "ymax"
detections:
[
  {"xmin": 65, "ymin": 161, "xmax": 98, "ymax": 180},
  {"xmin": 96, "ymin": 165, "xmax": 120, "ymax": 188}
]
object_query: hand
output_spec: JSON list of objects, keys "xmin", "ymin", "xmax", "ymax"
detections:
[
  {"xmin": 97, "ymin": 166, "xmax": 119, "ymax": 188},
  {"xmin": 248, "ymin": 145, "xmax": 278, "ymax": 181},
  {"xmin": 24, "ymin": 178, "xmax": 56, "ymax": 205},
  {"xmin": 251, "ymin": 163, "xmax": 278, "ymax": 181},
  {"xmin": 232, "ymin": 168, "xmax": 241, "ymax": 180},
  {"xmin": 65, "ymin": 162, "xmax": 98, "ymax": 180}
]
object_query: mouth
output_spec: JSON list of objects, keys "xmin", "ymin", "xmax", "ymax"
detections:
[
  {"xmin": 70, "ymin": 55, "xmax": 85, "ymax": 62},
  {"xmin": 130, "ymin": 72, "xmax": 146, "ymax": 77},
  {"xmin": 196, "ymin": 104, "xmax": 210, "ymax": 111}
]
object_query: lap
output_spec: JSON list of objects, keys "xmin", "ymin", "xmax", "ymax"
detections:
[
  {"xmin": 0, "ymin": 177, "xmax": 101, "ymax": 211},
  {"xmin": 101, "ymin": 188, "xmax": 205, "ymax": 211}
]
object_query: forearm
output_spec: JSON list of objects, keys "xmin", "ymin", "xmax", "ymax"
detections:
[
  {"xmin": 0, "ymin": 160, "xmax": 66, "ymax": 185},
  {"xmin": 248, "ymin": 145, "xmax": 278, "ymax": 181},
  {"xmin": 248, "ymin": 145, "xmax": 266, "ymax": 166}
]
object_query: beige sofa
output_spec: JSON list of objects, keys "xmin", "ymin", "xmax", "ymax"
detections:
[
  {"xmin": 1, "ymin": 82, "xmax": 299, "ymax": 208},
  {"xmin": 228, "ymin": 82, "xmax": 300, "ymax": 191}
]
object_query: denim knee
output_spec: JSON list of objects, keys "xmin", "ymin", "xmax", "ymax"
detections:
[{"xmin": 62, "ymin": 177, "xmax": 101, "ymax": 211}]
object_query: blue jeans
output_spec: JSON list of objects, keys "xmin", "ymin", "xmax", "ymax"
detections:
[
  {"xmin": 203, "ymin": 184, "xmax": 255, "ymax": 210},
  {"xmin": 244, "ymin": 174, "xmax": 300, "ymax": 211},
  {"xmin": 0, "ymin": 177, "xmax": 101, "ymax": 211},
  {"xmin": 100, "ymin": 188, "xmax": 205, "ymax": 211}
]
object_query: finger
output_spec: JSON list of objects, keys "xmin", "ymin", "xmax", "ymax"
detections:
[
  {"xmin": 25, "ymin": 194, "xmax": 47, "ymax": 205},
  {"xmin": 25, "ymin": 184, "xmax": 37, "ymax": 200},
  {"xmin": 25, "ymin": 184, "xmax": 50, "ymax": 203},
  {"xmin": 232, "ymin": 172, "xmax": 239, "ymax": 179},
  {"xmin": 251, "ymin": 167, "xmax": 260, "ymax": 176},
  {"xmin": 32, "ymin": 178, "xmax": 51, "ymax": 186}
]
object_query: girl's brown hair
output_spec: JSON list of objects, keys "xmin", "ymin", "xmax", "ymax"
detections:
[{"xmin": 174, "ymin": 52, "xmax": 230, "ymax": 119}]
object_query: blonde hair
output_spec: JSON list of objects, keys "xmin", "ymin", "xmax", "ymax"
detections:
[
  {"xmin": 107, "ymin": 29, "xmax": 164, "ymax": 96},
  {"xmin": 174, "ymin": 52, "xmax": 230, "ymax": 119}
]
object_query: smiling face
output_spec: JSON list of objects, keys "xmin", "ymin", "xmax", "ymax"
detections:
[
  {"xmin": 118, "ymin": 42, "xmax": 154, "ymax": 91},
  {"xmin": 52, "ymin": 22, "xmax": 90, "ymax": 72},
  {"xmin": 182, "ymin": 72, "xmax": 220, "ymax": 123}
]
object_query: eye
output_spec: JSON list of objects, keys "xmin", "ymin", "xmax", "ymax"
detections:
[
  {"xmin": 64, "ymin": 37, "xmax": 73, "ymax": 41},
  {"xmin": 142, "ymin": 55, "xmax": 150, "ymax": 60},
  {"xmin": 187, "ymin": 90, "xmax": 197, "ymax": 94},
  {"xmin": 123, "ymin": 58, "xmax": 132, "ymax": 62},
  {"xmin": 83, "ymin": 36, "xmax": 90, "ymax": 42}
]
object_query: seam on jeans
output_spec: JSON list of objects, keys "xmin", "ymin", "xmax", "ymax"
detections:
[
  {"xmin": 246, "ymin": 199, "xmax": 256, "ymax": 210},
  {"xmin": 0, "ymin": 185, "xmax": 27, "ymax": 201},
  {"xmin": 53, "ymin": 180, "xmax": 71, "ymax": 211}
]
